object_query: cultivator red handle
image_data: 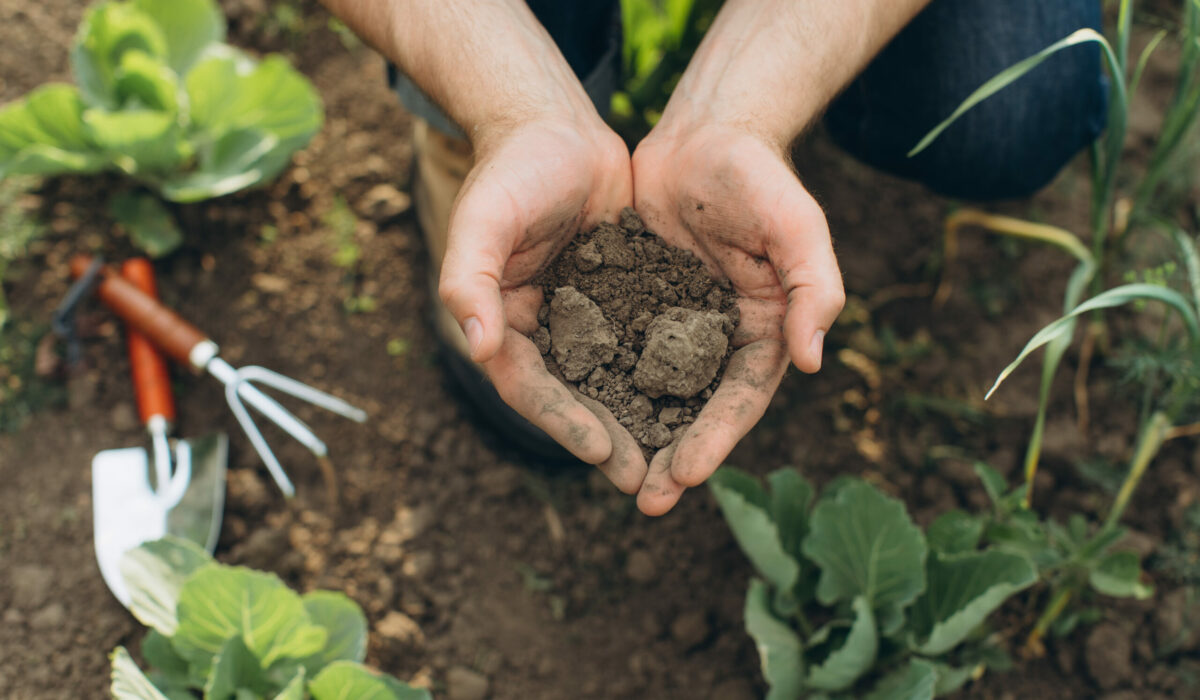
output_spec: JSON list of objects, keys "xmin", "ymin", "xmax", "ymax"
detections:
[
  {"xmin": 69, "ymin": 255, "xmax": 211, "ymax": 369},
  {"xmin": 120, "ymin": 259, "xmax": 176, "ymax": 425}
]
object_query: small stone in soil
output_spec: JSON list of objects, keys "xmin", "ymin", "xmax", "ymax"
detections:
[
  {"xmin": 645, "ymin": 422, "xmax": 672, "ymax": 449},
  {"xmin": 625, "ymin": 549, "xmax": 657, "ymax": 584},
  {"xmin": 1085, "ymin": 623, "xmax": 1133, "ymax": 690},
  {"xmin": 549, "ymin": 286, "xmax": 617, "ymax": 381},
  {"xmin": 660, "ymin": 407, "xmax": 683, "ymax": 426},
  {"xmin": 446, "ymin": 666, "xmax": 489, "ymax": 700},
  {"xmin": 634, "ymin": 307, "xmax": 731, "ymax": 399},
  {"xmin": 575, "ymin": 241, "xmax": 602, "ymax": 272},
  {"xmin": 531, "ymin": 327, "xmax": 551, "ymax": 355}
]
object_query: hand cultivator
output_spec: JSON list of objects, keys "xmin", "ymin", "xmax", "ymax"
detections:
[{"xmin": 71, "ymin": 255, "xmax": 367, "ymax": 498}]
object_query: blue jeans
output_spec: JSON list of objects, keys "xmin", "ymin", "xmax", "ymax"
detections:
[{"xmin": 393, "ymin": 0, "xmax": 1106, "ymax": 201}]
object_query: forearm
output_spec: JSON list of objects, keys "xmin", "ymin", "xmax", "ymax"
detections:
[
  {"xmin": 319, "ymin": 0, "xmax": 603, "ymax": 147},
  {"xmin": 657, "ymin": 0, "xmax": 931, "ymax": 149}
]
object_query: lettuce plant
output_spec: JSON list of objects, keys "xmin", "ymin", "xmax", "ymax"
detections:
[
  {"xmin": 710, "ymin": 468, "xmax": 1037, "ymax": 699},
  {"xmin": 110, "ymin": 538, "xmax": 429, "ymax": 700},
  {"xmin": 0, "ymin": 0, "xmax": 322, "ymax": 255}
]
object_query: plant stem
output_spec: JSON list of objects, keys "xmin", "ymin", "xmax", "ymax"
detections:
[
  {"xmin": 1027, "ymin": 583, "xmax": 1076, "ymax": 652},
  {"xmin": 1104, "ymin": 411, "xmax": 1172, "ymax": 532}
]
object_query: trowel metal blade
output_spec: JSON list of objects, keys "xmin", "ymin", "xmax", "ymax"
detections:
[
  {"xmin": 166, "ymin": 433, "xmax": 227, "ymax": 553},
  {"xmin": 92, "ymin": 434, "xmax": 227, "ymax": 607}
]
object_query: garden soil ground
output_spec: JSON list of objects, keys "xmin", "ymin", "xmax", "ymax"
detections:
[{"xmin": 2, "ymin": 2, "xmax": 1199, "ymax": 699}]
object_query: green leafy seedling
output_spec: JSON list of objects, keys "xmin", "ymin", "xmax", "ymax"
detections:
[
  {"xmin": 711, "ymin": 467, "xmax": 1036, "ymax": 699},
  {"xmin": 0, "ymin": 0, "xmax": 323, "ymax": 258},
  {"xmin": 110, "ymin": 537, "xmax": 430, "ymax": 700}
]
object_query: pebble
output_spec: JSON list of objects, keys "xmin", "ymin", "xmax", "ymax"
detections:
[
  {"xmin": 9, "ymin": 564, "xmax": 54, "ymax": 609},
  {"xmin": 659, "ymin": 407, "xmax": 682, "ymax": 426},
  {"xmin": 446, "ymin": 666, "xmax": 489, "ymax": 700},
  {"xmin": 376, "ymin": 610, "xmax": 425, "ymax": 646},
  {"xmin": 357, "ymin": 183, "xmax": 412, "ymax": 218},
  {"xmin": 646, "ymin": 422, "xmax": 672, "ymax": 448},
  {"xmin": 625, "ymin": 549, "xmax": 657, "ymax": 584},
  {"xmin": 671, "ymin": 610, "xmax": 710, "ymax": 650},
  {"xmin": 402, "ymin": 551, "xmax": 436, "ymax": 578},
  {"xmin": 629, "ymin": 395, "xmax": 654, "ymax": 420},
  {"xmin": 3, "ymin": 609, "xmax": 24, "ymax": 625},
  {"xmin": 110, "ymin": 401, "xmax": 139, "ymax": 432},
  {"xmin": 1084, "ymin": 623, "xmax": 1133, "ymax": 689},
  {"xmin": 30, "ymin": 602, "xmax": 66, "ymax": 630},
  {"xmin": 476, "ymin": 465, "xmax": 523, "ymax": 499},
  {"xmin": 575, "ymin": 241, "xmax": 603, "ymax": 272}
]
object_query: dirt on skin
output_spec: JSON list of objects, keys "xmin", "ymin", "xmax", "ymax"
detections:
[
  {"xmin": 3, "ymin": 3, "xmax": 1200, "ymax": 700},
  {"xmin": 533, "ymin": 209, "xmax": 738, "ymax": 453}
]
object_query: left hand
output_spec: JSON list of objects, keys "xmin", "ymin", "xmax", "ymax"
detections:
[{"xmin": 630, "ymin": 122, "xmax": 846, "ymax": 515}]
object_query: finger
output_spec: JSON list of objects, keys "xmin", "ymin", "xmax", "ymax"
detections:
[
  {"xmin": 637, "ymin": 437, "xmax": 686, "ymax": 516},
  {"xmin": 439, "ymin": 189, "xmax": 515, "ymax": 363},
  {"xmin": 483, "ymin": 328, "xmax": 612, "ymax": 464},
  {"xmin": 765, "ymin": 191, "xmax": 845, "ymax": 373},
  {"xmin": 670, "ymin": 340, "xmax": 789, "ymax": 487},
  {"xmin": 501, "ymin": 286, "xmax": 543, "ymax": 335},
  {"xmin": 570, "ymin": 388, "xmax": 648, "ymax": 495}
]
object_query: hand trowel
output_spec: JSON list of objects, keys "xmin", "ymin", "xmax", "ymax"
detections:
[{"xmin": 92, "ymin": 259, "xmax": 226, "ymax": 607}]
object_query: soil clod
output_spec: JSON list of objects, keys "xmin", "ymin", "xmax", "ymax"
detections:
[{"xmin": 534, "ymin": 209, "xmax": 737, "ymax": 452}]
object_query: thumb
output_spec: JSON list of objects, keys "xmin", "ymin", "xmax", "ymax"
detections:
[
  {"xmin": 767, "ymin": 191, "xmax": 845, "ymax": 373},
  {"xmin": 438, "ymin": 192, "xmax": 512, "ymax": 363}
]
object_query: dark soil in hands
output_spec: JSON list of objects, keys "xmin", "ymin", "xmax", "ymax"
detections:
[{"xmin": 532, "ymin": 209, "xmax": 738, "ymax": 453}]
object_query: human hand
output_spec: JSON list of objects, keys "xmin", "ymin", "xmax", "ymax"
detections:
[
  {"xmin": 630, "ymin": 122, "xmax": 845, "ymax": 515},
  {"xmin": 438, "ymin": 117, "xmax": 648, "ymax": 493}
]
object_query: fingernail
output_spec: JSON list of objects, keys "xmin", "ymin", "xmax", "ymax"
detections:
[
  {"xmin": 810, "ymin": 330, "xmax": 825, "ymax": 368},
  {"xmin": 463, "ymin": 316, "xmax": 483, "ymax": 357}
]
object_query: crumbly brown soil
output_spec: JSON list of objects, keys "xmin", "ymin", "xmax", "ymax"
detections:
[
  {"xmin": 532, "ymin": 210, "xmax": 737, "ymax": 453},
  {"xmin": 2, "ymin": 3, "xmax": 1200, "ymax": 700}
]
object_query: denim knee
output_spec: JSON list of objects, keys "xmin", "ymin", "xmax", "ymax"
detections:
[{"xmin": 826, "ymin": 0, "xmax": 1108, "ymax": 201}]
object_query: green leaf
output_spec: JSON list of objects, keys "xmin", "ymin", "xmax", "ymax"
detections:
[
  {"xmin": 204, "ymin": 636, "xmax": 271, "ymax": 700},
  {"xmin": 0, "ymin": 84, "xmax": 108, "ymax": 177},
  {"xmin": 109, "ymin": 191, "xmax": 183, "ymax": 257},
  {"xmin": 309, "ymin": 662, "xmax": 432, "ymax": 700},
  {"xmin": 71, "ymin": 2, "xmax": 169, "ymax": 108},
  {"xmin": 709, "ymin": 468, "xmax": 801, "ymax": 593},
  {"xmin": 114, "ymin": 50, "xmax": 180, "ymax": 113},
  {"xmin": 83, "ymin": 107, "xmax": 187, "ymax": 175},
  {"xmin": 111, "ymin": 647, "xmax": 172, "ymax": 700},
  {"xmin": 185, "ymin": 51, "xmax": 322, "ymax": 147},
  {"xmin": 972, "ymin": 463, "xmax": 1007, "ymax": 507},
  {"xmin": 864, "ymin": 658, "xmax": 938, "ymax": 700},
  {"xmin": 133, "ymin": 0, "xmax": 226, "ymax": 75},
  {"xmin": 801, "ymin": 480, "xmax": 927, "ymax": 620},
  {"xmin": 272, "ymin": 670, "xmax": 306, "ymax": 700},
  {"xmin": 301, "ymin": 591, "xmax": 369, "ymax": 671},
  {"xmin": 744, "ymin": 579, "xmax": 804, "ymax": 700},
  {"xmin": 926, "ymin": 510, "xmax": 983, "ymax": 555},
  {"xmin": 930, "ymin": 662, "xmax": 976, "ymax": 697},
  {"xmin": 159, "ymin": 128, "xmax": 286, "ymax": 202},
  {"xmin": 120, "ymin": 537, "xmax": 213, "ymax": 636},
  {"xmin": 173, "ymin": 566, "xmax": 327, "ymax": 675},
  {"xmin": 910, "ymin": 29, "xmax": 1118, "ymax": 157},
  {"xmin": 767, "ymin": 468, "xmax": 814, "ymax": 561},
  {"xmin": 1089, "ymin": 550, "xmax": 1154, "ymax": 599},
  {"xmin": 142, "ymin": 630, "xmax": 190, "ymax": 687},
  {"xmin": 910, "ymin": 550, "xmax": 1036, "ymax": 656},
  {"xmin": 805, "ymin": 597, "xmax": 878, "ymax": 692},
  {"xmin": 987, "ymin": 284, "xmax": 1200, "ymax": 399}
]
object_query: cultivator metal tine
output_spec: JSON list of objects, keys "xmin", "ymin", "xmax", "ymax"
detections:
[{"xmin": 212, "ymin": 358, "xmax": 367, "ymax": 497}]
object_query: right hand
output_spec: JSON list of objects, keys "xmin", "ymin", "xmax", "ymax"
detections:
[{"xmin": 438, "ymin": 116, "xmax": 648, "ymax": 493}]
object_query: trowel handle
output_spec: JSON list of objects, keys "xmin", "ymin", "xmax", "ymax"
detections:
[
  {"xmin": 121, "ymin": 259, "xmax": 176, "ymax": 426},
  {"xmin": 69, "ymin": 255, "xmax": 212, "ymax": 369}
]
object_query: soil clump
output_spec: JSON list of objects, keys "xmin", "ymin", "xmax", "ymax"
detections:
[{"xmin": 533, "ymin": 209, "xmax": 738, "ymax": 452}]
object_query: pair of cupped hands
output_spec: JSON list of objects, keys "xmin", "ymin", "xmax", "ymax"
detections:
[{"xmin": 439, "ymin": 112, "xmax": 845, "ymax": 516}]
